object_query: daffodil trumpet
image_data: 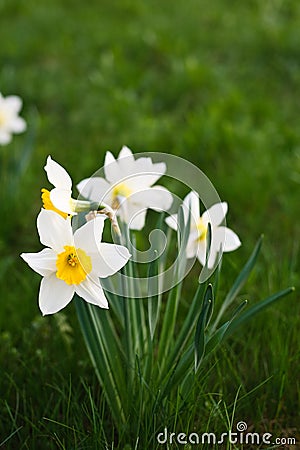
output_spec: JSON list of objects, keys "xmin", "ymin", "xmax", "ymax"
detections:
[{"xmin": 41, "ymin": 156, "xmax": 113, "ymax": 217}]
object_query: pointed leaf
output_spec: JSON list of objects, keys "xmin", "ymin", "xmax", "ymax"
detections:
[
  {"xmin": 223, "ymin": 287, "xmax": 294, "ymax": 338},
  {"xmin": 212, "ymin": 235, "xmax": 263, "ymax": 330},
  {"xmin": 205, "ymin": 300, "xmax": 248, "ymax": 356}
]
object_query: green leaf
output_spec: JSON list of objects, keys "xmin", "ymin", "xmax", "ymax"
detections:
[
  {"xmin": 194, "ymin": 284, "xmax": 213, "ymax": 372},
  {"xmin": 223, "ymin": 287, "xmax": 295, "ymax": 338},
  {"xmin": 205, "ymin": 283, "xmax": 214, "ymax": 327},
  {"xmin": 212, "ymin": 235, "xmax": 263, "ymax": 331},
  {"xmin": 205, "ymin": 222, "xmax": 212, "ymax": 264},
  {"xmin": 147, "ymin": 250, "xmax": 160, "ymax": 340},
  {"xmin": 205, "ymin": 320, "xmax": 231, "ymax": 356},
  {"xmin": 205, "ymin": 300, "xmax": 248, "ymax": 356},
  {"xmin": 161, "ymin": 280, "xmax": 207, "ymax": 381},
  {"xmin": 74, "ymin": 297, "xmax": 126, "ymax": 426}
]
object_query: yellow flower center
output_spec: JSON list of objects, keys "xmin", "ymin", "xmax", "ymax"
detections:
[
  {"xmin": 41, "ymin": 188, "xmax": 68, "ymax": 219},
  {"xmin": 0, "ymin": 111, "xmax": 7, "ymax": 126},
  {"xmin": 197, "ymin": 218, "xmax": 208, "ymax": 241},
  {"xmin": 56, "ymin": 245, "xmax": 92, "ymax": 285},
  {"xmin": 112, "ymin": 182, "xmax": 132, "ymax": 209}
]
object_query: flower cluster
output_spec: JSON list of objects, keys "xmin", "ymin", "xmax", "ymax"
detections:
[{"xmin": 21, "ymin": 146, "xmax": 241, "ymax": 315}]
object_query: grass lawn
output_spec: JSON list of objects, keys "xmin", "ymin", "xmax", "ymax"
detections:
[{"xmin": 0, "ymin": 0, "xmax": 299, "ymax": 448}]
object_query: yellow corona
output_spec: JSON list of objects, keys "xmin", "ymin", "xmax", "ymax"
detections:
[
  {"xmin": 111, "ymin": 182, "xmax": 132, "ymax": 209},
  {"xmin": 56, "ymin": 245, "xmax": 92, "ymax": 285},
  {"xmin": 197, "ymin": 219, "xmax": 208, "ymax": 242},
  {"xmin": 41, "ymin": 188, "xmax": 68, "ymax": 219}
]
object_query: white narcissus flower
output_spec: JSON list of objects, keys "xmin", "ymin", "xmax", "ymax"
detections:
[
  {"xmin": 165, "ymin": 191, "xmax": 241, "ymax": 269},
  {"xmin": 77, "ymin": 146, "xmax": 173, "ymax": 230},
  {"xmin": 41, "ymin": 155, "xmax": 92, "ymax": 217},
  {"xmin": 21, "ymin": 209, "xmax": 131, "ymax": 315},
  {"xmin": 0, "ymin": 93, "xmax": 26, "ymax": 145}
]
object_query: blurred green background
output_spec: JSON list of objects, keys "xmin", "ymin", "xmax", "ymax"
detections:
[{"xmin": 0, "ymin": 0, "xmax": 299, "ymax": 448}]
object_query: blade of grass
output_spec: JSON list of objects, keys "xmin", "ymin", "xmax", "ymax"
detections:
[{"xmin": 211, "ymin": 235, "xmax": 263, "ymax": 332}]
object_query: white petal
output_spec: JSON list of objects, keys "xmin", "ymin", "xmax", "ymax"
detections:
[
  {"xmin": 205, "ymin": 226, "xmax": 237, "ymax": 269},
  {"xmin": 104, "ymin": 150, "xmax": 167, "ymax": 190},
  {"xmin": 117, "ymin": 146, "xmax": 137, "ymax": 177},
  {"xmin": 118, "ymin": 145, "xmax": 134, "ymax": 160},
  {"xmin": 9, "ymin": 116, "xmax": 26, "ymax": 133},
  {"xmin": 166, "ymin": 193, "xmax": 199, "ymax": 235},
  {"xmin": 146, "ymin": 186, "xmax": 173, "ymax": 210},
  {"xmin": 50, "ymin": 188, "xmax": 74, "ymax": 214},
  {"xmin": 194, "ymin": 234, "xmax": 220, "ymax": 268},
  {"xmin": 74, "ymin": 215, "xmax": 106, "ymax": 253},
  {"xmin": 129, "ymin": 186, "xmax": 173, "ymax": 211},
  {"xmin": 207, "ymin": 248, "xmax": 219, "ymax": 269},
  {"xmin": 126, "ymin": 158, "xmax": 166, "ymax": 188},
  {"xmin": 37, "ymin": 209, "xmax": 73, "ymax": 251},
  {"xmin": 127, "ymin": 208, "xmax": 147, "ymax": 230},
  {"xmin": 206, "ymin": 231, "xmax": 223, "ymax": 269},
  {"xmin": 75, "ymin": 275, "xmax": 109, "ymax": 308},
  {"xmin": 77, "ymin": 177, "xmax": 111, "ymax": 204},
  {"xmin": 91, "ymin": 243, "xmax": 131, "ymax": 278},
  {"xmin": 183, "ymin": 191, "xmax": 200, "ymax": 223},
  {"xmin": 104, "ymin": 151, "xmax": 122, "ymax": 184},
  {"xmin": 134, "ymin": 157, "xmax": 166, "ymax": 176},
  {"xmin": 0, "ymin": 130, "xmax": 11, "ymax": 145},
  {"xmin": 186, "ymin": 232, "xmax": 199, "ymax": 259},
  {"xmin": 4, "ymin": 95, "xmax": 22, "ymax": 113},
  {"xmin": 165, "ymin": 214, "xmax": 178, "ymax": 231},
  {"xmin": 113, "ymin": 153, "xmax": 167, "ymax": 190},
  {"xmin": 39, "ymin": 273, "xmax": 74, "ymax": 315},
  {"xmin": 117, "ymin": 200, "xmax": 147, "ymax": 230},
  {"xmin": 214, "ymin": 226, "xmax": 241, "ymax": 252},
  {"xmin": 202, "ymin": 202, "xmax": 228, "ymax": 227},
  {"xmin": 196, "ymin": 240, "xmax": 207, "ymax": 266},
  {"xmin": 44, "ymin": 156, "xmax": 72, "ymax": 190},
  {"xmin": 21, "ymin": 248, "xmax": 57, "ymax": 276}
]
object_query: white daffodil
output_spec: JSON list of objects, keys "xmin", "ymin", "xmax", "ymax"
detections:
[
  {"xmin": 166, "ymin": 191, "xmax": 241, "ymax": 269},
  {"xmin": 0, "ymin": 93, "xmax": 26, "ymax": 145},
  {"xmin": 41, "ymin": 155, "xmax": 92, "ymax": 217},
  {"xmin": 21, "ymin": 209, "xmax": 131, "ymax": 315},
  {"xmin": 77, "ymin": 146, "xmax": 173, "ymax": 230}
]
